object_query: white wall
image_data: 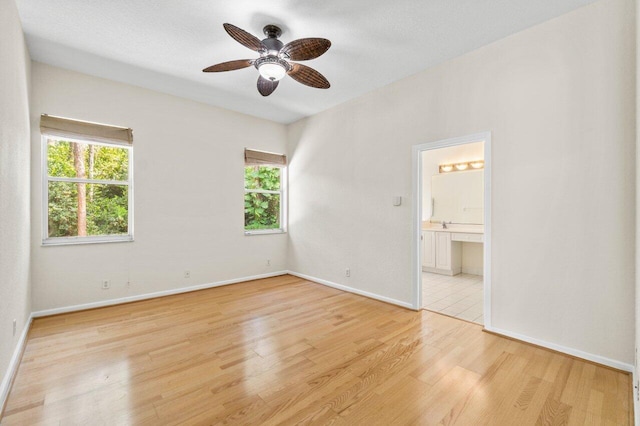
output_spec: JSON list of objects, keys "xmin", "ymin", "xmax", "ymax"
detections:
[
  {"xmin": 461, "ymin": 243, "xmax": 483, "ymax": 275},
  {"xmin": 288, "ymin": 0, "xmax": 635, "ymax": 365},
  {"xmin": 0, "ymin": 0, "xmax": 31, "ymax": 400},
  {"xmin": 30, "ymin": 63, "xmax": 288, "ymax": 311}
]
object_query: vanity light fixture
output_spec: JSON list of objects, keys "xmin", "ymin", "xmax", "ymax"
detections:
[{"xmin": 439, "ymin": 160, "xmax": 484, "ymax": 173}]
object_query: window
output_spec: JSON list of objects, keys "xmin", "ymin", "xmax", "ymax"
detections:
[
  {"xmin": 41, "ymin": 115, "xmax": 133, "ymax": 245},
  {"xmin": 244, "ymin": 149, "xmax": 287, "ymax": 234}
]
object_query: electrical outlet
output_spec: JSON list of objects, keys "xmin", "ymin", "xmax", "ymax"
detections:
[
  {"xmin": 12, "ymin": 319, "xmax": 16, "ymax": 336},
  {"xmin": 346, "ymin": 268, "xmax": 351, "ymax": 277},
  {"xmin": 266, "ymin": 259, "xmax": 271, "ymax": 266},
  {"xmin": 184, "ymin": 271, "xmax": 191, "ymax": 279},
  {"xmin": 101, "ymin": 280, "xmax": 110, "ymax": 289}
]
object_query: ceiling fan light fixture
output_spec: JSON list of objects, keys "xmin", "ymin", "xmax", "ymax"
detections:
[
  {"xmin": 255, "ymin": 56, "xmax": 290, "ymax": 81},
  {"xmin": 259, "ymin": 62, "xmax": 287, "ymax": 81}
]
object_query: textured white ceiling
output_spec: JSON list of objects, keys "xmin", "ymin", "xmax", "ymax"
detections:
[{"xmin": 16, "ymin": 0, "xmax": 598, "ymax": 123}]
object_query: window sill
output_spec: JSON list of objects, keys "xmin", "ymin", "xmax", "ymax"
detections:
[
  {"xmin": 244, "ymin": 229, "xmax": 287, "ymax": 236},
  {"xmin": 42, "ymin": 235, "xmax": 134, "ymax": 246}
]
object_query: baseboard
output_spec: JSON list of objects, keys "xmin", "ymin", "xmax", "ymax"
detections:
[
  {"xmin": 32, "ymin": 271, "xmax": 288, "ymax": 318},
  {"xmin": 0, "ymin": 314, "xmax": 33, "ymax": 416},
  {"xmin": 287, "ymin": 271, "xmax": 414, "ymax": 310},
  {"xmin": 485, "ymin": 325, "xmax": 633, "ymax": 373}
]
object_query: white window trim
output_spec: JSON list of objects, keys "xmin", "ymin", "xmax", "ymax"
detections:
[
  {"xmin": 41, "ymin": 135, "xmax": 134, "ymax": 246},
  {"xmin": 244, "ymin": 166, "xmax": 287, "ymax": 236}
]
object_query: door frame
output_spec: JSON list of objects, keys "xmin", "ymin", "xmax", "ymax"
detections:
[{"xmin": 411, "ymin": 132, "xmax": 492, "ymax": 328}]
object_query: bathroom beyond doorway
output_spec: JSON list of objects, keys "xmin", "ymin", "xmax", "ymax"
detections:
[{"xmin": 413, "ymin": 134, "xmax": 490, "ymax": 325}]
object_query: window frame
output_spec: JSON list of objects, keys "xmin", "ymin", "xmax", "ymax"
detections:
[
  {"xmin": 41, "ymin": 135, "xmax": 134, "ymax": 246},
  {"xmin": 244, "ymin": 164, "xmax": 287, "ymax": 236}
]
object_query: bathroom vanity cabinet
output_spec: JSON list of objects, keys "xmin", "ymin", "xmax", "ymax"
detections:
[
  {"xmin": 421, "ymin": 225, "xmax": 484, "ymax": 275},
  {"xmin": 422, "ymin": 230, "xmax": 461, "ymax": 275}
]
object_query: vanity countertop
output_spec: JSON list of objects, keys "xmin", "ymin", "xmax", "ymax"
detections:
[{"xmin": 422, "ymin": 224, "xmax": 484, "ymax": 234}]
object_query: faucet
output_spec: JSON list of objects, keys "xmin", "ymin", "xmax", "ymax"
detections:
[{"xmin": 442, "ymin": 220, "xmax": 447, "ymax": 229}]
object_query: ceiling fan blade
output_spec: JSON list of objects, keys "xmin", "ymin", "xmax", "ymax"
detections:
[
  {"xmin": 288, "ymin": 63, "xmax": 330, "ymax": 89},
  {"xmin": 281, "ymin": 38, "xmax": 331, "ymax": 61},
  {"xmin": 223, "ymin": 23, "xmax": 265, "ymax": 52},
  {"xmin": 203, "ymin": 60, "xmax": 253, "ymax": 72},
  {"xmin": 257, "ymin": 76, "xmax": 279, "ymax": 96}
]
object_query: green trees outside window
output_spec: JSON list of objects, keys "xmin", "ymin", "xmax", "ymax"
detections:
[
  {"xmin": 244, "ymin": 165, "xmax": 283, "ymax": 230},
  {"xmin": 46, "ymin": 139, "xmax": 130, "ymax": 239}
]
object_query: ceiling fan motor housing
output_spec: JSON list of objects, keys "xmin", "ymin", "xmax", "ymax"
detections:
[
  {"xmin": 261, "ymin": 25, "xmax": 284, "ymax": 54},
  {"xmin": 262, "ymin": 37, "xmax": 283, "ymax": 53}
]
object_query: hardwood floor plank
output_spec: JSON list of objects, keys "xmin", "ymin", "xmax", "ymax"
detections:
[{"xmin": 1, "ymin": 275, "xmax": 632, "ymax": 425}]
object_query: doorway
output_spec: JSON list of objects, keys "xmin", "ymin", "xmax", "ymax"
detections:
[{"xmin": 412, "ymin": 133, "xmax": 491, "ymax": 328}]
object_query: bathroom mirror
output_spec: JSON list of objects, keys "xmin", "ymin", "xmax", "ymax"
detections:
[{"xmin": 430, "ymin": 169, "xmax": 483, "ymax": 224}]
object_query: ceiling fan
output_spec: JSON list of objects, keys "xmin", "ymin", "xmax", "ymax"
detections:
[{"xmin": 203, "ymin": 23, "xmax": 331, "ymax": 97}]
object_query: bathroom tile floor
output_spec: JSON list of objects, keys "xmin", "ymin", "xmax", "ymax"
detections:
[{"xmin": 422, "ymin": 272, "xmax": 484, "ymax": 325}]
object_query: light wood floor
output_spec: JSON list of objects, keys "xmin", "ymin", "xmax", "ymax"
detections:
[{"xmin": 2, "ymin": 275, "xmax": 632, "ymax": 425}]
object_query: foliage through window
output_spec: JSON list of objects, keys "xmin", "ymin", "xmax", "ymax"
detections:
[
  {"xmin": 44, "ymin": 137, "xmax": 132, "ymax": 243},
  {"xmin": 244, "ymin": 164, "xmax": 285, "ymax": 233}
]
